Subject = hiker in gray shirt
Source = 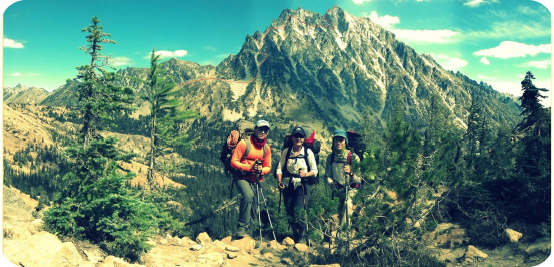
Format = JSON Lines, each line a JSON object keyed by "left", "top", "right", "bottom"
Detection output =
{"left": 325, "top": 129, "right": 361, "bottom": 227}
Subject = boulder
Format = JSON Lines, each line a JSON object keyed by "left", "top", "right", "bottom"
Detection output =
{"left": 190, "top": 244, "right": 203, "bottom": 251}
{"left": 225, "top": 245, "right": 240, "bottom": 252}
{"left": 295, "top": 243, "right": 309, "bottom": 252}
{"left": 464, "top": 245, "right": 488, "bottom": 261}
{"left": 231, "top": 235, "right": 256, "bottom": 254}
{"left": 221, "top": 236, "right": 233, "bottom": 245}
{"left": 506, "top": 228, "right": 523, "bottom": 243}
{"left": 264, "top": 252, "right": 274, "bottom": 258}
{"left": 282, "top": 237, "right": 295, "bottom": 246}
{"left": 97, "top": 256, "right": 145, "bottom": 267}
{"left": 196, "top": 232, "right": 212, "bottom": 246}
{"left": 268, "top": 240, "right": 280, "bottom": 249}
{"left": 3, "top": 231, "right": 83, "bottom": 267}
{"left": 308, "top": 265, "right": 341, "bottom": 267}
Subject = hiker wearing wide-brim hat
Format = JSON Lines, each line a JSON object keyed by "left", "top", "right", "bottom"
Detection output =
{"left": 325, "top": 129, "right": 361, "bottom": 227}
{"left": 230, "top": 120, "right": 273, "bottom": 238}
{"left": 276, "top": 126, "right": 318, "bottom": 243}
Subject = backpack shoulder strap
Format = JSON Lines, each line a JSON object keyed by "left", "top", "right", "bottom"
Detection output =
{"left": 243, "top": 139, "right": 268, "bottom": 161}
{"left": 243, "top": 139, "right": 251, "bottom": 160}
{"left": 304, "top": 147, "right": 311, "bottom": 173}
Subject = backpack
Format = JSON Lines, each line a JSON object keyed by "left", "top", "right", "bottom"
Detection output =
{"left": 220, "top": 121, "right": 268, "bottom": 177}
{"left": 346, "top": 130, "right": 366, "bottom": 161}
{"left": 276, "top": 125, "right": 321, "bottom": 185}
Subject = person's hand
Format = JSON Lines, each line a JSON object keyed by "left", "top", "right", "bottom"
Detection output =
{"left": 299, "top": 169, "right": 306, "bottom": 178}
{"left": 278, "top": 181, "right": 285, "bottom": 189}
{"left": 327, "top": 177, "right": 336, "bottom": 188}
{"left": 251, "top": 163, "right": 262, "bottom": 174}
{"left": 344, "top": 165, "right": 353, "bottom": 176}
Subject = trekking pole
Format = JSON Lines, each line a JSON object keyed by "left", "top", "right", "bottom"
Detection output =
{"left": 299, "top": 169, "right": 308, "bottom": 232}
{"left": 256, "top": 172, "right": 263, "bottom": 245}
{"left": 259, "top": 182, "right": 278, "bottom": 242}
{"left": 277, "top": 185, "right": 282, "bottom": 233}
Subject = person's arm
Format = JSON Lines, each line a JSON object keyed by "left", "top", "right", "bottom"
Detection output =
{"left": 230, "top": 141, "right": 251, "bottom": 172}
{"left": 325, "top": 153, "right": 334, "bottom": 185}
{"left": 261, "top": 146, "right": 272, "bottom": 175}
{"left": 305, "top": 149, "right": 318, "bottom": 178}
{"left": 349, "top": 153, "right": 362, "bottom": 184}
{"left": 276, "top": 149, "right": 287, "bottom": 182}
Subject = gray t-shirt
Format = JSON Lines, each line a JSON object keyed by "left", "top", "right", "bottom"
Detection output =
{"left": 325, "top": 150, "right": 361, "bottom": 186}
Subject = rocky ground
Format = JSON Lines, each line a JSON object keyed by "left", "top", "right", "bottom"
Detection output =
{"left": 2, "top": 185, "right": 550, "bottom": 267}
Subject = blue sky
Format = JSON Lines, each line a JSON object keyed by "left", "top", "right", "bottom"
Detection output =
{"left": 1, "top": 0, "right": 552, "bottom": 105}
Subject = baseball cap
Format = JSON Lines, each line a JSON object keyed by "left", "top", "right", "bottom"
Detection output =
{"left": 291, "top": 126, "right": 306, "bottom": 138}
{"left": 255, "top": 120, "right": 270, "bottom": 128}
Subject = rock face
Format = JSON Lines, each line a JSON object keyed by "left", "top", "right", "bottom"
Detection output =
{"left": 40, "top": 6, "right": 521, "bottom": 135}
{"left": 3, "top": 84, "right": 50, "bottom": 104}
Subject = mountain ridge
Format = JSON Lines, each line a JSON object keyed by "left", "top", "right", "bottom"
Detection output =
{"left": 36, "top": 5, "right": 520, "bottom": 132}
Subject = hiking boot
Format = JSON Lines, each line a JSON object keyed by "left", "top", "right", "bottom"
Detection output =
{"left": 236, "top": 227, "right": 248, "bottom": 238}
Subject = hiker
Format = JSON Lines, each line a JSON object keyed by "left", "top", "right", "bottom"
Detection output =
{"left": 276, "top": 126, "right": 318, "bottom": 243}
{"left": 230, "top": 120, "right": 272, "bottom": 238}
{"left": 325, "top": 129, "right": 361, "bottom": 228}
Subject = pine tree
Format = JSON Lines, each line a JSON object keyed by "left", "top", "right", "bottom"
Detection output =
{"left": 141, "top": 48, "right": 198, "bottom": 191}
{"left": 513, "top": 71, "right": 550, "bottom": 222}
{"left": 44, "top": 17, "right": 159, "bottom": 261}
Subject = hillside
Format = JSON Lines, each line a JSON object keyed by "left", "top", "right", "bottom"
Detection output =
{"left": 3, "top": 84, "right": 50, "bottom": 104}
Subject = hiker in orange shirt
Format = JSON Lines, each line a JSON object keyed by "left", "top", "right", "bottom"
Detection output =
{"left": 230, "top": 120, "right": 272, "bottom": 238}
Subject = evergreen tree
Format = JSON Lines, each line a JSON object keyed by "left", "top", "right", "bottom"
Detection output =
{"left": 44, "top": 17, "right": 160, "bottom": 261}
{"left": 141, "top": 48, "right": 198, "bottom": 191}
{"left": 513, "top": 71, "right": 551, "bottom": 222}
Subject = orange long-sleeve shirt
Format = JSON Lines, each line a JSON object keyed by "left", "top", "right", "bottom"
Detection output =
{"left": 230, "top": 138, "right": 272, "bottom": 183}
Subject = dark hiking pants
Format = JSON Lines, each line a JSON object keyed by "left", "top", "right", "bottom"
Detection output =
{"left": 283, "top": 182, "right": 309, "bottom": 230}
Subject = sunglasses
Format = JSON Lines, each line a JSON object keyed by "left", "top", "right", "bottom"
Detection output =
{"left": 293, "top": 133, "right": 305, "bottom": 138}
{"left": 258, "top": 127, "right": 270, "bottom": 133}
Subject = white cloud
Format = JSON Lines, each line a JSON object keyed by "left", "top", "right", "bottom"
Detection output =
{"left": 204, "top": 46, "right": 216, "bottom": 51}
{"left": 466, "top": 21, "right": 551, "bottom": 40}
{"left": 478, "top": 74, "right": 495, "bottom": 80}
{"left": 392, "top": 29, "right": 458, "bottom": 43}
{"left": 474, "top": 41, "right": 551, "bottom": 59}
{"left": 4, "top": 38, "right": 24, "bottom": 48}
{"left": 10, "top": 72, "right": 40, "bottom": 77}
{"left": 368, "top": 11, "right": 399, "bottom": 30}
{"left": 144, "top": 49, "right": 188, "bottom": 59}
{"left": 480, "top": 57, "right": 490, "bottom": 65}
{"left": 109, "top": 56, "right": 133, "bottom": 67}
{"left": 432, "top": 54, "right": 468, "bottom": 71}
{"left": 353, "top": 0, "right": 371, "bottom": 4}
{"left": 523, "top": 60, "right": 551, "bottom": 69}
{"left": 464, "top": 0, "right": 498, "bottom": 8}
{"left": 464, "top": 0, "right": 486, "bottom": 7}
